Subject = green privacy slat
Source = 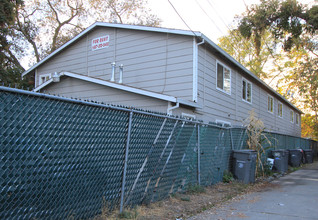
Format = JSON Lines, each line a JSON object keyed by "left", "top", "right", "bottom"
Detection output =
{"left": 1, "top": 88, "right": 316, "bottom": 219}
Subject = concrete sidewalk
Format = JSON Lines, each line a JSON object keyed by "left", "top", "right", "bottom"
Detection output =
{"left": 189, "top": 162, "right": 318, "bottom": 220}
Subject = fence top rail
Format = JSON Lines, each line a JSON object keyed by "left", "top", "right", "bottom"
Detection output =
{"left": 0, "top": 86, "right": 227, "bottom": 129}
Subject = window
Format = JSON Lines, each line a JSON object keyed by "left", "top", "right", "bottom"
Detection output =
{"left": 216, "top": 61, "right": 231, "bottom": 94}
{"left": 290, "top": 110, "right": 294, "bottom": 123}
{"left": 39, "top": 73, "right": 51, "bottom": 85}
{"left": 242, "top": 78, "right": 252, "bottom": 103}
{"left": 278, "top": 102, "right": 283, "bottom": 118}
{"left": 296, "top": 113, "right": 299, "bottom": 125}
{"left": 268, "top": 96, "right": 274, "bottom": 113}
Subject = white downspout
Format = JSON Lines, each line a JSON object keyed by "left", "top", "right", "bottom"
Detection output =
{"left": 193, "top": 38, "right": 205, "bottom": 103}
{"left": 167, "top": 102, "right": 180, "bottom": 115}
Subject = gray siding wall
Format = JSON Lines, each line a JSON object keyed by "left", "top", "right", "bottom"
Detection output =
{"left": 43, "top": 76, "right": 194, "bottom": 116}
{"left": 43, "top": 77, "right": 168, "bottom": 112}
{"left": 35, "top": 26, "right": 300, "bottom": 137}
{"left": 36, "top": 27, "right": 194, "bottom": 100}
{"left": 196, "top": 45, "right": 301, "bottom": 137}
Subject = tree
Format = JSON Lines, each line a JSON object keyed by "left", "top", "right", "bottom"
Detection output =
{"left": 88, "top": 0, "right": 161, "bottom": 27}
{"left": 230, "top": 0, "right": 317, "bottom": 137}
{"left": 0, "top": 0, "right": 24, "bottom": 70}
{"left": 218, "top": 29, "right": 279, "bottom": 79}
{"left": 301, "top": 114, "right": 318, "bottom": 141}
{"left": 0, "top": 0, "right": 33, "bottom": 88}
{"left": 237, "top": 0, "right": 317, "bottom": 53}
{"left": 0, "top": 0, "right": 161, "bottom": 88}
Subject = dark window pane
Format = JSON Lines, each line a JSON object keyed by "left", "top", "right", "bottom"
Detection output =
{"left": 247, "top": 82, "right": 251, "bottom": 102}
{"left": 242, "top": 80, "right": 246, "bottom": 100}
{"left": 217, "top": 63, "right": 223, "bottom": 89}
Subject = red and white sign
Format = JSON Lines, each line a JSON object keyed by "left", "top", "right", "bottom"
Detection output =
{"left": 92, "top": 35, "right": 110, "bottom": 51}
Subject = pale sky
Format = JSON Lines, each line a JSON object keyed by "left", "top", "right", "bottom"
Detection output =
{"left": 147, "top": 0, "right": 315, "bottom": 43}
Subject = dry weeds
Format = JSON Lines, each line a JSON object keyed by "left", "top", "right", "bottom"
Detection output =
{"left": 93, "top": 161, "right": 316, "bottom": 220}
{"left": 95, "top": 180, "right": 277, "bottom": 220}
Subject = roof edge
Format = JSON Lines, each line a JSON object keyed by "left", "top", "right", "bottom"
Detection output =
{"left": 33, "top": 71, "right": 199, "bottom": 108}
{"left": 200, "top": 34, "right": 303, "bottom": 114}
{"left": 22, "top": 22, "right": 201, "bottom": 77}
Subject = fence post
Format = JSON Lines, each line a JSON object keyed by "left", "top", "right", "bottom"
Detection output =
{"left": 120, "top": 111, "right": 133, "bottom": 213}
{"left": 125, "top": 118, "right": 167, "bottom": 205}
{"left": 197, "top": 125, "right": 201, "bottom": 185}
{"left": 229, "top": 128, "right": 234, "bottom": 150}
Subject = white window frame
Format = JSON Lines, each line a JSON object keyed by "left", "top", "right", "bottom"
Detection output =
{"left": 39, "top": 73, "right": 51, "bottom": 85}
{"left": 215, "top": 119, "right": 231, "bottom": 127}
{"left": 290, "top": 110, "right": 294, "bottom": 123}
{"left": 242, "top": 78, "right": 252, "bottom": 103}
{"left": 278, "top": 102, "right": 283, "bottom": 118}
{"left": 267, "top": 95, "right": 274, "bottom": 114}
{"left": 296, "top": 113, "right": 299, "bottom": 125}
{"left": 216, "top": 60, "right": 231, "bottom": 95}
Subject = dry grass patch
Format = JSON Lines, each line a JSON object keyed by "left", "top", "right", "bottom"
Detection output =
{"left": 94, "top": 180, "right": 277, "bottom": 220}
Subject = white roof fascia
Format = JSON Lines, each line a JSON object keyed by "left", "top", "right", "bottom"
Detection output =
{"left": 33, "top": 71, "right": 201, "bottom": 108}
{"left": 94, "top": 22, "right": 201, "bottom": 37}
{"left": 177, "top": 98, "right": 201, "bottom": 108}
{"left": 33, "top": 78, "right": 54, "bottom": 92}
{"left": 200, "top": 34, "right": 302, "bottom": 114}
{"left": 63, "top": 71, "right": 179, "bottom": 103}
{"left": 22, "top": 22, "right": 200, "bottom": 77}
{"left": 33, "top": 71, "right": 179, "bottom": 102}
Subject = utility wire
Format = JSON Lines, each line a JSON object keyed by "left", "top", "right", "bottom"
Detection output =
{"left": 204, "top": 0, "right": 261, "bottom": 76}
{"left": 193, "top": 0, "right": 243, "bottom": 60}
{"left": 167, "top": 0, "right": 198, "bottom": 37}
{"left": 194, "top": 0, "right": 226, "bottom": 37}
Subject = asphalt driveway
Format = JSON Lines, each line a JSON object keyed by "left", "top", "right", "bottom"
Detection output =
{"left": 189, "top": 161, "right": 318, "bottom": 220}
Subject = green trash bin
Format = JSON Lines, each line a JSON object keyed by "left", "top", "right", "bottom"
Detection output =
{"left": 232, "top": 150, "right": 257, "bottom": 184}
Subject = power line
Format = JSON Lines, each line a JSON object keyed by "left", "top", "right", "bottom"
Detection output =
{"left": 193, "top": 0, "right": 244, "bottom": 60}
{"left": 204, "top": 0, "right": 280, "bottom": 80}
{"left": 167, "top": 0, "right": 198, "bottom": 37}
{"left": 194, "top": 0, "right": 226, "bottom": 37}
{"left": 193, "top": 0, "right": 261, "bottom": 78}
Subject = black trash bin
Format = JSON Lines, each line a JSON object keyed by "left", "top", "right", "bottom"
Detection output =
{"left": 271, "top": 149, "right": 288, "bottom": 173}
{"left": 232, "top": 150, "right": 257, "bottom": 184}
{"left": 289, "top": 149, "right": 302, "bottom": 167}
{"left": 284, "top": 150, "right": 289, "bottom": 170}
{"left": 303, "top": 149, "right": 313, "bottom": 163}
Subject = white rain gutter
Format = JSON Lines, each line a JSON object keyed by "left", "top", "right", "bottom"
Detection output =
{"left": 167, "top": 102, "right": 180, "bottom": 115}
{"left": 192, "top": 38, "right": 205, "bottom": 103}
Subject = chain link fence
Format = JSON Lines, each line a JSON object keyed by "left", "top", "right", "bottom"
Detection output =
{"left": 0, "top": 86, "right": 315, "bottom": 219}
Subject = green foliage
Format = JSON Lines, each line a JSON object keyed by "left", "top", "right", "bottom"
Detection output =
{"left": 180, "top": 196, "right": 191, "bottom": 202}
{"left": 222, "top": 170, "right": 234, "bottom": 183}
{"left": 0, "top": 0, "right": 23, "bottom": 27}
{"left": 237, "top": 0, "right": 317, "bottom": 52}
{"left": 261, "top": 161, "right": 274, "bottom": 177}
{"left": 118, "top": 208, "right": 138, "bottom": 219}
{"left": 186, "top": 184, "right": 206, "bottom": 194}
{"left": 290, "top": 166, "right": 300, "bottom": 172}
{"left": 0, "top": 67, "right": 34, "bottom": 89}
{"left": 301, "top": 114, "right": 318, "bottom": 141}
{"left": 233, "top": 0, "right": 318, "bottom": 121}
{"left": 218, "top": 29, "right": 276, "bottom": 79}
